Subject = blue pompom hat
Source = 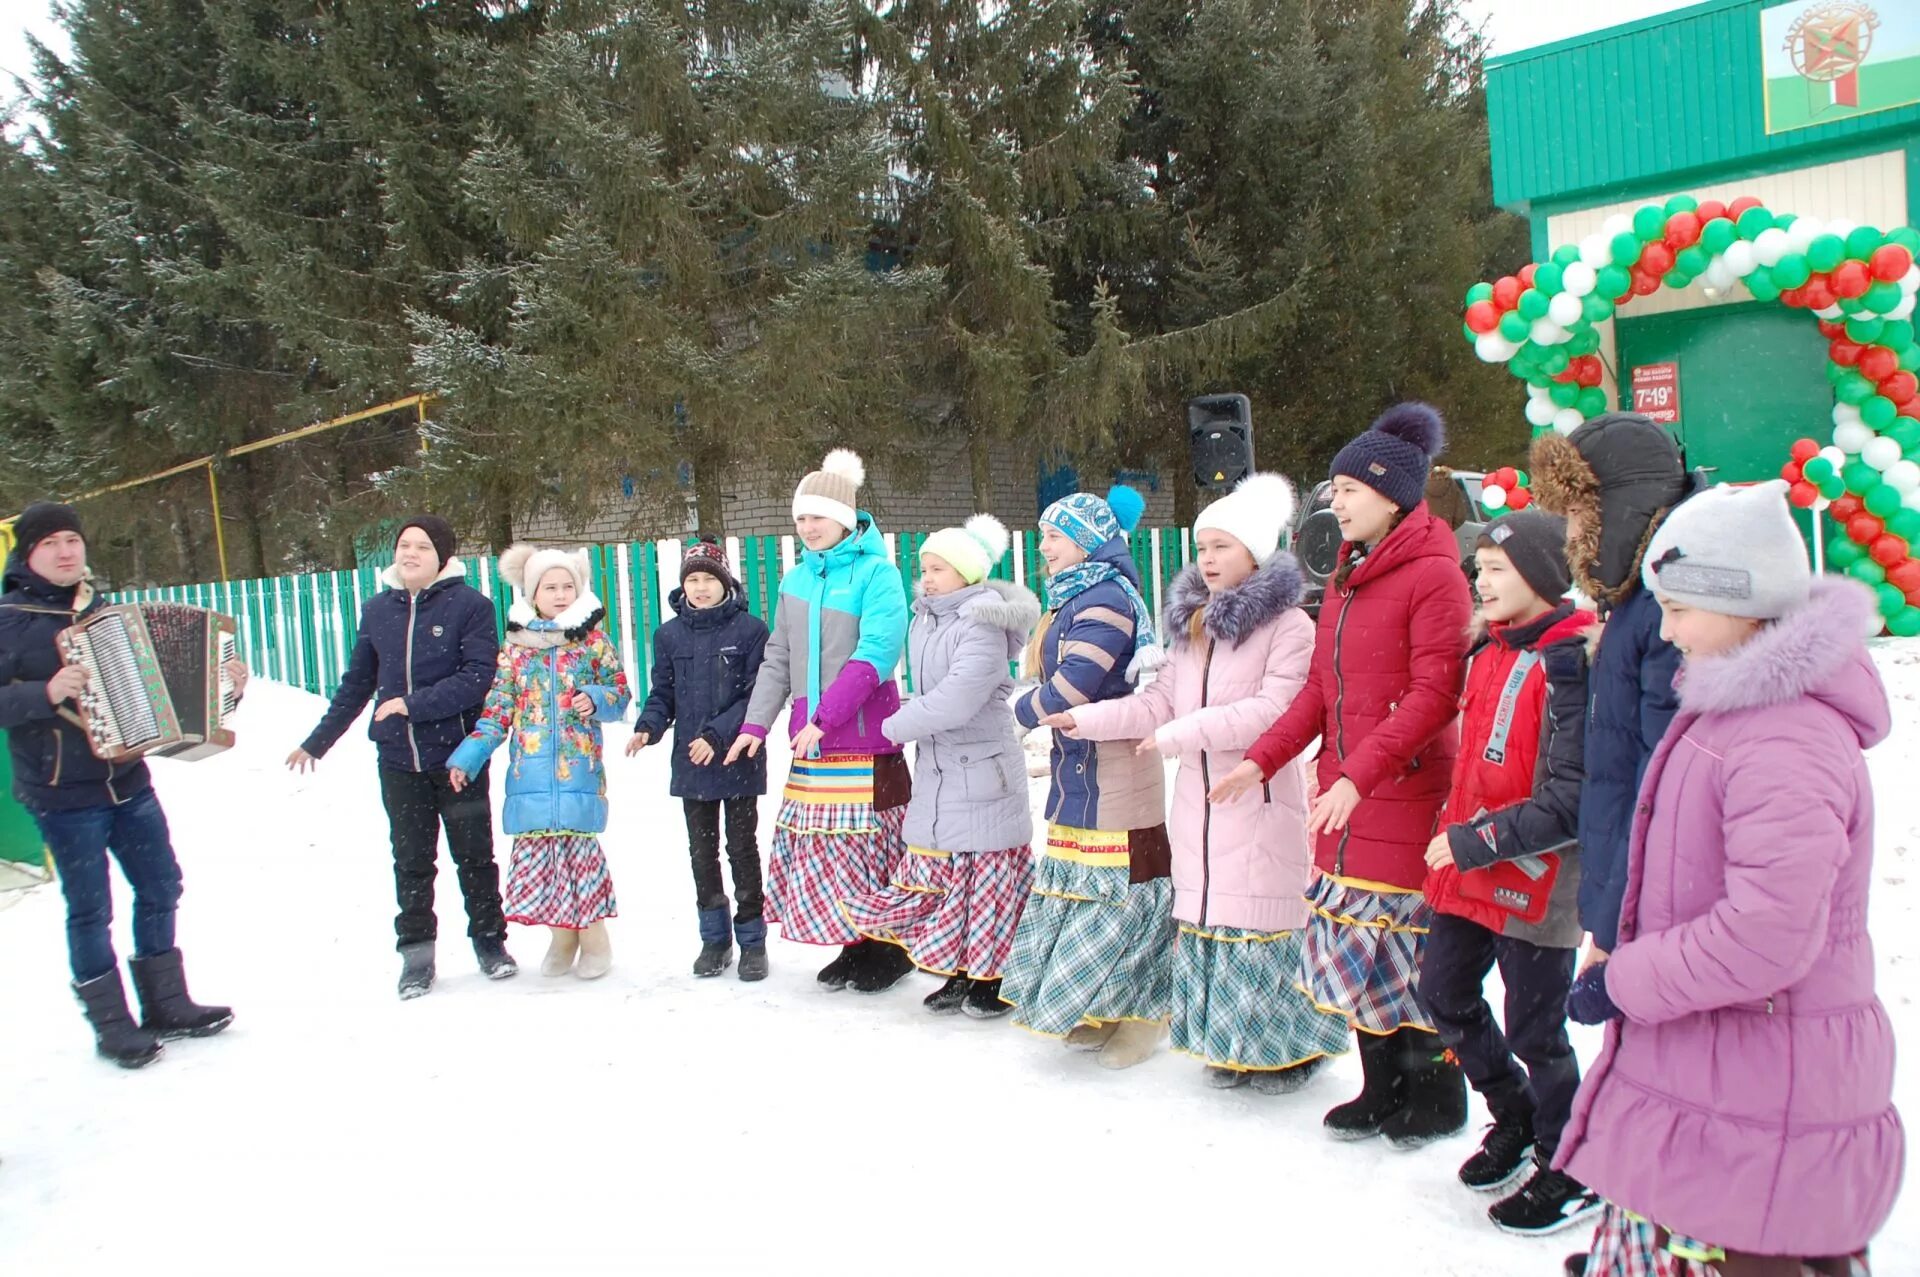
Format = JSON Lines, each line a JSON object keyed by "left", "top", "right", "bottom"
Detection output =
{"left": 1041, "top": 483, "right": 1146, "bottom": 553}
{"left": 1329, "top": 402, "right": 1447, "bottom": 512}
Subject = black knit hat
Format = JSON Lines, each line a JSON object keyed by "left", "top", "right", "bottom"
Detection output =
{"left": 13, "top": 502, "right": 84, "bottom": 554}
{"left": 680, "top": 536, "right": 738, "bottom": 591}
{"left": 1329, "top": 403, "right": 1446, "bottom": 512}
{"left": 1477, "top": 509, "right": 1571, "bottom": 604}
{"left": 396, "top": 514, "right": 457, "bottom": 569}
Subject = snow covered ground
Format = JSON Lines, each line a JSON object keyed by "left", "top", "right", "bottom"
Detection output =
{"left": 2, "top": 652, "right": 1916, "bottom": 1276}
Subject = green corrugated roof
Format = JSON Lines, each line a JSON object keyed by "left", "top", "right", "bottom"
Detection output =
{"left": 1487, "top": 0, "right": 1920, "bottom": 209}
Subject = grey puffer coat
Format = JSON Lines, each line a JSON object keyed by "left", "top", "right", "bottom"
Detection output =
{"left": 882, "top": 579, "right": 1040, "bottom": 853}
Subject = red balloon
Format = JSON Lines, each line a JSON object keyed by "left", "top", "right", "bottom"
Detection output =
{"left": 1860, "top": 345, "right": 1899, "bottom": 381}
{"left": 1630, "top": 269, "right": 1660, "bottom": 296}
{"left": 1891, "top": 560, "right": 1920, "bottom": 593}
{"left": 1908, "top": 587, "right": 1920, "bottom": 608}
{"left": 1663, "top": 212, "right": 1702, "bottom": 250}
{"left": 1492, "top": 275, "right": 1522, "bottom": 310}
{"left": 1782, "top": 460, "right": 1807, "bottom": 484}
{"left": 1788, "top": 481, "right": 1820, "bottom": 509}
{"left": 1508, "top": 487, "right": 1532, "bottom": 510}
{"left": 1781, "top": 287, "right": 1807, "bottom": 308}
{"left": 1831, "top": 495, "right": 1865, "bottom": 523}
{"left": 1791, "top": 437, "right": 1821, "bottom": 462}
{"left": 1849, "top": 513, "right": 1886, "bottom": 543}
{"left": 1902, "top": 399, "right": 1920, "bottom": 421}
{"left": 1639, "top": 242, "right": 1676, "bottom": 276}
{"left": 1870, "top": 244, "right": 1913, "bottom": 283}
{"left": 1872, "top": 535, "right": 1911, "bottom": 567}
{"left": 1465, "top": 300, "right": 1499, "bottom": 334}
{"left": 1819, "top": 318, "right": 1848, "bottom": 339}
{"left": 1803, "top": 278, "right": 1838, "bottom": 310}
{"left": 1884, "top": 372, "right": 1920, "bottom": 406}
{"left": 1830, "top": 339, "right": 1865, "bottom": 366}
{"left": 1576, "top": 356, "right": 1604, "bottom": 387}
{"left": 1832, "top": 260, "right": 1872, "bottom": 299}
{"left": 1552, "top": 365, "right": 1578, "bottom": 384}
{"left": 1696, "top": 199, "right": 1728, "bottom": 222}
{"left": 1519, "top": 263, "right": 1538, "bottom": 287}
{"left": 1727, "top": 195, "right": 1762, "bottom": 217}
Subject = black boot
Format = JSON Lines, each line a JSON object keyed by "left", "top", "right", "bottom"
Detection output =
{"left": 398, "top": 941, "right": 435, "bottom": 1000}
{"left": 1490, "top": 1158, "right": 1603, "bottom": 1236}
{"left": 73, "top": 970, "right": 163, "bottom": 1068}
{"left": 473, "top": 934, "right": 519, "bottom": 980}
{"left": 1250, "top": 1055, "right": 1325, "bottom": 1096}
{"left": 848, "top": 940, "right": 916, "bottom": 994}
{"left": 1459, "top": 1107, "right": 1536, "bottom": 1192}
{"left": 737, "top": 944, "right": 769, "bottom": 982}
{"left": 127, "top": 948, "right": 233, "bottom": 1040}
{"left": 693, "top": 941, "right": 734, "bottom": 978}
{"left": 816, "top": 944, "right": 861, "bottom": 990}
{"left": 1323, "top": 1030, "right": 1407, "bottom": 1141}
{"left": 1382, "top": 1030, "right": 1470, "bottom": 1150}
{"left": 1563, "top": 1254, "right": 1589, "bottom": 1277}
{"left": 923, "top": 974, "right": 969, "bottom": 1014}
{"left": 961, "top": 977, "right": 1012, "bottom": 1020}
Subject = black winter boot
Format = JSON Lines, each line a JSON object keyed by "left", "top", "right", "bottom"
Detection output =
{"left": 1250, "top": 1055, "right": 1325, "bottom": 1096}
{"left": 128, "top": 948, "right": 233, "bottom": 1040}
{"left": 693, "top": 942, "right": 734, "bottom": 978}
{"left": 74, "top": 970, "right": 163, "bottom": 1068}
{"left": 1459, "top": 1109, "right": 1536, "bottom": 1192}
{"left": 1563, "top": 1254, "right": 1589, "bottom": 1277}
{"left": 923, "top": 974, "right": 969, "bottom": 1014}
{"left": 816, "top": 944, "right": 861, "bottom": 990}
{"left": 961, "top": 978, "right": 1012, "bottom": 1020}
{"left": 398, "top": 941, "right": 436, "bottom": 1000}
{"left": 473, "top": 934, "right": 519, "bottom": 980}
{"left": 1382, "top": 1031, "right": 1471, "bottom": 1150}
{"left": 1323, "top": 1030, "right": 1407, "bottom": 1141}
{"left": 737, "top": 944, "right": 769, "bottom": 983}
{"left": 847, "top": 941, "right": 916, "bottom": 994}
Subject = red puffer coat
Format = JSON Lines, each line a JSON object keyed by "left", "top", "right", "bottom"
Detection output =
{"left": 1246, "top": 505, "right": 1471, "bottom": 889}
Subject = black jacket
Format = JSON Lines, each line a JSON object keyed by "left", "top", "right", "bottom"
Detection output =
{"left": 633, "top": 589, "right": 769, "bottom": 801}
{"left": 302, "top": 561, "right": 499, "bottom": 773}
{"left": 0, "top": 554, "right": 154, "bottom": 811}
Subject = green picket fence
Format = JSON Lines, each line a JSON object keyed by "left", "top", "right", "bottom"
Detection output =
{"left": 115, "top": 527, "right": 1199, "bottom": 699}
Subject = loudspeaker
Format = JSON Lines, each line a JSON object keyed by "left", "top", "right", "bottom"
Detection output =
{"left": 1187, "top": 394, "right": 1254, "bottom": 491}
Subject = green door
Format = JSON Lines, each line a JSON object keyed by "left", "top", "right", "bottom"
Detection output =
{"left": 0, "top": 746, "right": 50, "bottom": 888}
{"left": 1614, "top": 302, "right": 1832, "bottom": 484}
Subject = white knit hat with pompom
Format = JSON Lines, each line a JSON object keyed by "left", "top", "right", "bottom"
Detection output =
{"left": 921, "top": 513, "right": 1010, "bottom": 585}
{"left": 1194, "top": 473, "right": 1297, "bottom": 566}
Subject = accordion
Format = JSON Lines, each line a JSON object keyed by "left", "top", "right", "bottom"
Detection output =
{"left": 56, "top": 603, "right": 239, "bottom": 763}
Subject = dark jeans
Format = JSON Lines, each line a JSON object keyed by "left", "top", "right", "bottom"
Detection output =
{"left": 33, "top": 788, "right": 182, "bottom": 983}
{"left": 378, "top": 764, "right": 505, "bottom": 948}
{"left": 684, "top": 796, "right": 762, "bottom": 929}
{"left": 1417, "top": 911, "right": 1581, "bottom": 1157}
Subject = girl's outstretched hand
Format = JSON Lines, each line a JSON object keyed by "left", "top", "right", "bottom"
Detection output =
{"left": 1038, "top": 710, "right": 1080, "bottom": 737}
{"left": 1208, "top": 758, "right": 1263, "bottom": 804}
{"left": 626, "top": 731, "right": 651, "bottom": 757}
{"left": 724, "top": 734, "right": 763, "bottom": 766}
{"left": 1306, "top": 778, "right": 1361, "bottom": 836}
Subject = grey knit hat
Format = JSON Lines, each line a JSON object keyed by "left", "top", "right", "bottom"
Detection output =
{"left": 1641, "top": 480, "right": 1811, "bottom": 620}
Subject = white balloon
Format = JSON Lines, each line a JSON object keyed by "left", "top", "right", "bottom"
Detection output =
{"left": 1817, "top": 303, "right": 1846, "bottom": 320}
{"left": 1562, "top": 261, "right": 1598, "bottom": 297}
{"left": 1474, "top": 332, "right": 1517, "bottom": 363}
{"left": 1890, "top": 294, "right": 1916, "bottom": 322}
{"left": 1723, "top": 241, "right": 1758, "bottom": 278}
{"left": 1525, "top": 396, "right": 1557, "bottom": 427}
{"left": 1753, "top": 228, "right": 1790, "bottom": 268}
{"left": 1602, "top": 214, "right": 1633, "bottom": 239}
{"left": 1580, "top": 234, "right": 1613, "bottom": 269}
{"left": 1705, "top": 257, "right": 1737, "bottom": 291}
{"left": 1530, "top": 318, "right": 1569, "bottom": 346}
{"left": 1904, "top": 485, "right": 1920, "bottom": 512}
{"left": 1865, "top": 436, "right": 1903, "bottom": 471}
{"left": 1827, "top": 217, "right": 1858, "bottom": 241}
{"left": 1903, "top": 265, "right": 1920, "bottom": 291}
{"left": 1787, "top": 217, "right": 1823, "bottom": 253}
{"left": 1814, "top": 496, "right": 1833, "bottom": 512}
{"left": 1834, "top": 421, "right": 1875, "bottom": 454}
{"left": 1548, "top": 291, "right": 1584, "bottom": 327}
{"left": 1482, "top": 484, "right": 1508, "bottom": 510}
{"left": 1885, "top": 460, "right": 1920, "bottom": 494}
{"left": 1820, "top": 445, "right": 1848, "bottom": 469}
{"left": 1834, "top": 400, "right": 1865, "bottom": 426}
{"left": 1528, "top": 381, "right": 1555, "bottom": 401}
{"left": 1554, "top": 408, "right": 1585, "bottom": 434}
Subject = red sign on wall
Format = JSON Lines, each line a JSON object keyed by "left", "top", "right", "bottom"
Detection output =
{"left": 1631, "top": 363, "right": 1680, "bottom": 424}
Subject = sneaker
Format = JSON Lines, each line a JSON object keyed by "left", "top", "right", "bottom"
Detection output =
{"left": 1249, "top": 1056, "right": 1324, "bottom": 1096}
{"left": 1490, "top": 1161, "right": 1603, "bottom": 1236}
{"left": 1459, "top": 1115, "right": 1535, "bottom": 1192}
{"left": 960, "top": 978, "right": 1012, "bottom": 1020}
{"left": 923, "top": 974, "right": 969, "bottom": 1014}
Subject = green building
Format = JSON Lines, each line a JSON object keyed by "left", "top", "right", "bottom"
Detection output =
{"left": 1486, "top": 0, "right": 1920, "bottom": 482}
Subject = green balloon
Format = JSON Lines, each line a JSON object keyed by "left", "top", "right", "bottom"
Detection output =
{"left": 1534, "top": 263, "right": 1565, "bottom": 296}
{"left": 1803, "top": 456, "right": 1837, "bottom": 484}
{"left": 1866, "top": 481, "right": 1904, "bottom": 517}
{"left": 1840, "top": 295, "right": 1870, "bottom": 316}
{"left": 1846, "top": 225, "right": 1885, "bottom": 259}
{"left": 1808, "top": 235, "right": 1846, "bottom": 272}
{"left": 1633, "top": 206, "right": 1667, "bottom": 241}
{"left": 1837, "top": 371, "right": 1876, "bottom": 403}
{"left": 1675, "top": 245, "right": 1710, "bottom": 275}
{"left": 1541, "top": 346, "right": 1571, "bottom": 374}
{"left": 1596, "top": 265, "right": 1632, "bottom": 298}
{"left": 1864, "top": 281, "right": 1903, "bottom": 313}
{"left": 1843, "top": 458, "right": 1880, "bottom": 493}
{"left": 1466, "top": 281, "right": 1494, "bottom": 305}
{"left": 1819, "top": 472, "right": 1849, "bottom": 500}
{"left": 1550, "top": 382, "right": 1580, "bottom": 408}
{"left": 1553, "top": 244, "right": 1581, "bottom": 267}
{"left": 1847, "top": 317, "right": 1887, "bottom": 344}
{"left": 1890, "top": 508, "right": 1920, "bottom": 542}
{"left": 1500, "top": 311, "right": 1530, "bottom": 341}
{"left": 1610, "top": 232, "right": 1642, "bottom": 266}
{"left": 1515, "top": 470, "right": 1530, "bottom": 486}
{"left": 1877, "top": 584, "right": 1908, "bottom": 618}
{"left": 1828, "top": 361, "right": 1851, "bottom": 386}
{"left": 1881, "top": 320, "right": 1917, "bottom": 351}
{"left": 1737, "top": 206, "right": 1773, "bottom": 239}
{"left": 1888, "top": 227, "right": 1920, "bottom": 255}
{"left": 1746, "top": 273, "right": 1782, "bottom": 302}
{"left": 1583, "top": 293, "right": 1616, "bottom": 323}
{"left": 1889, "top": 607, "right": 1920, "bottom": 638}
{"left": 1518, "top": 289, "right": 1549, "bottom": 320}
{"left": 1771, "top": 254, "right": 1812, "bottom": 289}
{"left": 1777, "top": 214, "right": 1800, "bottom": 231}
{"left": 1826, "top": 532, "right": 1863, "bottom": 564}
{"left": 1864, "top": 395, "right": 1899, "bottom": 429}
{"left": 1887, "top": 419, "right": 1920, "bottom": 454}
{"left": 1577, "top": 387, "right": 1607, "bottom": 416}
{"left": 1664, "top": 194, "right": 1699, "bottom": 215}
{"left": 1664, "top": 270, "right": 1694, "bottom": 291}
{"left": 1901, "top": 345, "right": 1920, "bottom": 373}
{"left": 1701, "top": 220, "right": 1739, "bottom": 254}
{"left": 1850, "top": 557, "right": 1888, "bottom": 585}
{"left": 1568, "top": 328, "right": 1602, "bottom": 356}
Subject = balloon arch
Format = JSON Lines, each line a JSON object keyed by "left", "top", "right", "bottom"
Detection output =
{"left": 1460, "top": 195, "right": 1920, "bottom": 637}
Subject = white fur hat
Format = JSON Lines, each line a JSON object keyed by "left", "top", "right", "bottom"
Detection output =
{"left": 1194, "top": 473, "right": 1296, "bottom": 566}
{"left": 921, "top": 513, "right": 1010, "bottom": 585}
{"left": 497, "top": 543, "right": 592, "bottom": 601}
{"left": 791, "top": 448, "right": 866, "bottom": 531}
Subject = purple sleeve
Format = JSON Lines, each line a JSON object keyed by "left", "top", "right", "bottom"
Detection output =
{"left": 812, "top": 660, "right": 880, "bottom": 729}
{"left": 740, "top": 723, "right": 769, "bottom": 741}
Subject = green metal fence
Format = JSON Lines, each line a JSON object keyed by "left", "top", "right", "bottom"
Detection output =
{"left": 116, "top": 527, "right": 1198, "bottom": 698}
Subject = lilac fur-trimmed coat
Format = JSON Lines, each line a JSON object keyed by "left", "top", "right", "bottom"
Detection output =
{"left": 1556, "top": 577, "right": 1904, "bottom": 1256}
{"left": 1072, "top": 556, "right": 1315, "bottom": 932}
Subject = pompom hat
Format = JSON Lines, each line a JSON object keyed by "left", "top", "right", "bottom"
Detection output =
{"left": 1041, "top": 483, "right": 1146, "bottom": 553}
{"left": 1330, "top": 402, "right": 1447, "bottom": 512}
{"left": 921, "top": 514, "right": 1010, "bottom": 585}
{"left": 1194, "top": 473, "right": 1296, "bottom": 566}
{"left": 792, "top": 448, "right": 866, "bottom": 532}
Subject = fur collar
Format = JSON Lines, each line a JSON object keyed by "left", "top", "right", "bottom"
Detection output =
{"left": 915, "top": 578, "right": 1042, "bottom": 637}
{"left": 506, "top": 592, "right": 606, "bottom": 648}
{"left": 1676, "top": 578, "right": 1885, "bottom": 738}
{"left": 1162, "top": 554, "right": 1306, "bottom": 649}
{"left": 381, "top": 557, "right": 466, "bottom": 593}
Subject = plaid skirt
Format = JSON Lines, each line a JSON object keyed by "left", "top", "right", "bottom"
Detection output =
{"left": 1297, "top": 874, "right": 1433, "bottom": 1035}
{"left": 1001, "top": 828, "right": 1176, "bottom": 1037}
{"left": 504, "top": 832, "right": 616, "bottom": 929}
{"left": 766, "top": 757, "right": 907, "bottom": 947}
{"left": 1584, "top": 1205, "right": 1872, "bottom": 1277}
{"left": 840, "top": 844, "right": 1034, "bottom": 979}
{"left": 1170, "top": 924, "right": 1352, "bottom": 1071}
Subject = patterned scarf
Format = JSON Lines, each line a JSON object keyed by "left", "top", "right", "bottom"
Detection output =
{"left": 1045, "top": 556, "right": 1158, "bottom": 658}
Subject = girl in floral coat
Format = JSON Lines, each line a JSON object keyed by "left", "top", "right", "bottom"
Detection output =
{"left": 449, "top": 546, "right": 631, "bottom": 979}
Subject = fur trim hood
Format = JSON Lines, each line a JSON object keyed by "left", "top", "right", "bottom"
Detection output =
{"left": 1530, "top": 415, "right": 1694, "bottom": 608}
{"left": 506, "top": 592, "right": 607, "bottom": 648}
{"left": 381, "top": 557, "right": 467, "bottom": 592}
{"left": 915, "top": 578, "right": 1042, "bottom": 644}
{"left": 1162, "top": 553, "right": 1307, "bottom": 648}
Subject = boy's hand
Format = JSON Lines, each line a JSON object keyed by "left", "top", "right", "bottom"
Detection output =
{"left": 46, "top": 665, "right": 88, "bottom": 704}
{"left": 286, "top": 747, "right": 319, "bottom": 773}
{"left": 688, "top": 737, "right": 716, "bottom": 766}
{"left": 1306, "top": 778, "right": 1361, "bottom": 836}
{"left": 567, "top": 691, "right": 595, "bottom": 718}
{"left": 625, "top": 730, "right": 651, "bottom": 757}
{"left": 791, "top": 722, "right": 825, "bottom": 759}
{"left": 1208, "top": 759, "right": 1263, "bottom": 804}
{"left": 724, "top": 734, "right": 762, "bottom": 766}
{"left": 1424, "top": 832, "right": 1456, "bottom": 871}
{"left": 448, "top": 767, "right": 468, "bottom": 793}
{"left": 373, "top": 697, "right": 409, "bottom": 722}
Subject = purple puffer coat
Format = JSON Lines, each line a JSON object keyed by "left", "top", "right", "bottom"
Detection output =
{"left": 1556, "top": 577, "right": 1904, "bottom": 1256}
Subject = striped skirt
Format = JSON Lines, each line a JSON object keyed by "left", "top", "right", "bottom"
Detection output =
{"left": 1297, "top": 874, "right": 1433, "bottom": 1036}
{"left": 1170, "top": 924, "right": 1352, "bottom": 1071}
{"left": 840, "top": 845, "right": 1034, "bottom": 980}
{"left": 504, "top": 832, "right": 616, "bottom": 929}
{"left": 765, "top": 755, "right": 907, "bottom": 947}
{"left": 1000, "top": 825, "right": 1176, "bottom": 1037}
